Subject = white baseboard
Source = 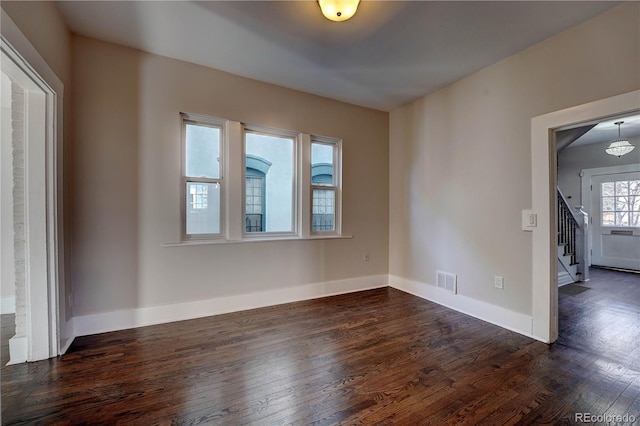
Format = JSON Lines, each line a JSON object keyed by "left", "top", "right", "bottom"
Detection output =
{"left": 7, "top": 335, "right": 27, "bottom": 365}
{"left": 389, "top": 275, "right": 538, "bottom": 341}
{"left": 74, "top": 274, "right": 389, "bottom": 337}
{"left": 72, "top": 274, "right": 540, "bottom": 344}
{"left": 1, "top": 296, "right": 15, "bottom": 314}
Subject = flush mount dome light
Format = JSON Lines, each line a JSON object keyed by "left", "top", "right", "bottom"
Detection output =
{"left": 318, "top": 0, "right": 360, "bottom": 22}
{"left": 605, "top": 121, "right": 635, "bottom": 157}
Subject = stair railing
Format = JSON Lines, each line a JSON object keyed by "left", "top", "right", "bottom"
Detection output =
{"left": 557, "top": 188, "right": 588, "bottom": 281}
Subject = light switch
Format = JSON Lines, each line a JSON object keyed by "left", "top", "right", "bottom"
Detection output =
{"left": 522, "top": 210, "right": 537, "bottom": 231}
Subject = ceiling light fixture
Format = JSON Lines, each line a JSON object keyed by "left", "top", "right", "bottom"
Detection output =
{"left": 318, "top": 0, "right": 360, "bottom": 22}
{"left": 605, "top": 121, "right": 635, "bottom": 157}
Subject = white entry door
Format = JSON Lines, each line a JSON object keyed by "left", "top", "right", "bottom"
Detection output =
{"left": 590, "top": 172, "right": 640, "bottom": 270}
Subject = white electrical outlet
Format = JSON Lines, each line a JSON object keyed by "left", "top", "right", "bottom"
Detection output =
{"left": 364, "top": 252, "right": 370, "bottom": 261}
{"left": 494, "top": 276, "right": 504, "bottom": 289}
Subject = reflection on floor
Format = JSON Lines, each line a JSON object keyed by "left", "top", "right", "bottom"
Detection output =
{"left": 1, "top": 272, "right": 638, "bottom": 424}
{"left": 558, "top": 266, "right": 640, "bottom": 370}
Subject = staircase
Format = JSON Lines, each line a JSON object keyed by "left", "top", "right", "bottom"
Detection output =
{"left": 557, "top": 188, "right": 589, "bottom": 285}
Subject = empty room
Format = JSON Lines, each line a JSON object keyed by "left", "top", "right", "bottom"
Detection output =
{"left": 1, "top": 1, "right": 639, "bottom": 424}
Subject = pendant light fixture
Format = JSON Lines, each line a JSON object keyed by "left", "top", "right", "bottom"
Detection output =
{"left": 318, "top": 0, "right": 360, "bottom": 22}
{"left": 605, "top": 121, "right": 635, "bottom": 157}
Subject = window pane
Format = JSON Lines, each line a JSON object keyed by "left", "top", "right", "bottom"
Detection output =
{"left": 186, "top": 124, "right": 220, "bottom": 178}
{"left": 311, "top": 142, "right": 334, "bottom": 185}
{"left": 245, "top": 176, "right": 264, "bottom": 232}
{"left": 601, "top": 182, "right": 615, "bottom": 197}
{"left": 312, "top": 189, "right": 335, "bottom": 232}
{"left": 186, "top": 182, "right": 220, "bottom": 235}
{"left": 616, "top": 211, "right": 629, "bottom": 226}
{"left": 615, "top": 181, "right": 629, "bottom": 196}
{"left": 630, "top": 180, "right": 640, "bottom": 196}
{"left": 602, "top": 197, "right": 615, "bottom": 211}
{"left": 245, "top": 132, "right": 294, "bottom": 233}
{"left": 615, "top": 197, "right": 629, "bottom": 212}
{"left": 631, "top": 195, "right": 640, "bottom": 212}
{"left": 632, "top": 213, "right": 640, "bottom": 227}
{"left": 602, "top": 212, "right": 615, "bottom": 226}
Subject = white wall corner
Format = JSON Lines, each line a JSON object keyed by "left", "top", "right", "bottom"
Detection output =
{"left": 7, "top": 335, "right": 27, "bottom": 365}
{"left": 1, "top": 296, "right": 15, "bottom": 314}
{"left": 389, "top": 275, "right": 537, "bottom": 341}
{"left": 73, "top": 274, "right": 389, "bottom": 337}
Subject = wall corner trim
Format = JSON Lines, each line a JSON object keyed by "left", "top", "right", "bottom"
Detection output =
{"left": 389, "top": 275, "right": 541, "bottom": 342}
{"left": 73, "top": 274, "right": 389, "bottom": 337}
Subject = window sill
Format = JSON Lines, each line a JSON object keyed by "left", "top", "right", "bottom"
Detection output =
{"left": 162, "top": 234, "right": 353, "bottom": 247}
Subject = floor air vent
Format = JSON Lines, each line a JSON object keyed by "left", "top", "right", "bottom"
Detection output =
{"left": 436, "top": 271, "right": 457, "bottom": 294}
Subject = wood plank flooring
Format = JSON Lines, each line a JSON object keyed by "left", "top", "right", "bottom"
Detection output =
{"left": 2, "top": 269, "right": 638, "bottom": 425}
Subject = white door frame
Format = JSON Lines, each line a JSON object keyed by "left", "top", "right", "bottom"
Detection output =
{"left": 531, "top": 90, "right": 640, "bottom": 343}
{"left": 1, "top": 11, "right": 65, "bottom": 362}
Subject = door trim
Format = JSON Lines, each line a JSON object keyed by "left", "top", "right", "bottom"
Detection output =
{"left": 531, "top": 90, "right": 640, "bottom": 343}
{"left": 1, "top": 11, "right": 66, "bottom": 362}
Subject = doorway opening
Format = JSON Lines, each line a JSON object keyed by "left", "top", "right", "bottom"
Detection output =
{"left": 530, "top": 90, "right": 639, "bottom": 343}
{"left": 555, "top": 114, "right": 640, "bottom": 281}
{"left": 1, "top": 34, "right": 63, "bottom": 364}
{"left": 553, "top": 112, "right": 639, "bottom": 363}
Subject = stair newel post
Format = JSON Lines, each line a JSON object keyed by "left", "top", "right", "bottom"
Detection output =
{"left": 575, "top": 206, "right": 589, "bottom": 282}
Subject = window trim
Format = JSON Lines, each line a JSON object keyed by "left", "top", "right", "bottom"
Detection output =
{"left": 600, "top": 179, "right": 640, "bottom": 228}
{"left": 310, "top": 136, "right": 342, "bottom": 236}
{"left": 181, "top": 112, "right": 226, "bottom": 241}
{"left": 177, "top": 114, "right": 344, "bottom": 243}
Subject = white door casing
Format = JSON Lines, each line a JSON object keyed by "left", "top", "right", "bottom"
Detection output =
{"left": 531, "top": 90, "right": 640, "bottom": 344}
{"left": 1, "top": 10, "right": 66, "bottom": 363}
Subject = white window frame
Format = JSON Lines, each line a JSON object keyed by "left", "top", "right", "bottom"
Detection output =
{"left": 176, "top": 114, "right": 345, "bottom": 244}
{"left": 242, "top": 124, "right": 300, "bottom": 239}
{"left": 181, "top": 112, "right": 226, "bottom": 241}
{"left": 310, "top": 136, "right": 342, "bottom": 236}
{"left": 599, "top": 179, "right": 640, "bottom": 228}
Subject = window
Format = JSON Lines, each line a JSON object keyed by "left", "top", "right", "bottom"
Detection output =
{"left": 189, "top": 183, "right": 209, "bottom": 210}
{"left": 244, "top": 129, "right": 296, "bottom": 235}
{"left": 245, "top": 156, "right": 270, "bottom": 232}
{"left": 179, "top": 114, "right": 342, "bottom": 242}
{"left": 182, "top": 114, "right": 224, "bottom": 238}
{"left": 311, "top": 139, "right": 340, "bottom": 233}
{"left": 601, "top": 179, "right": 640, "bottom": 227}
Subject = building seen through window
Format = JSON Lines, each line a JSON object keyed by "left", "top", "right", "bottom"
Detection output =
{"left": 311, "top": 142, "right": 335, "bottom": 232}
{"left": 245, "top": 132, "right": 293, "bottom": 234}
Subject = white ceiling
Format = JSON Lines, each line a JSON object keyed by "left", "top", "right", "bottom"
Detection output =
{"left": 570, "top": 114, "right": 640, "bottom": 148}
{"left": 55, "top": 1, "right": 620, "bottom": 111}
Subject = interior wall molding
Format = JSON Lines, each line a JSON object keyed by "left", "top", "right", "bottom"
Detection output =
{"left": 72, "top": 274, "right": 389, "bottom": 337}
{"left": 389, "top": 275, "right": 537, "bottom": 341}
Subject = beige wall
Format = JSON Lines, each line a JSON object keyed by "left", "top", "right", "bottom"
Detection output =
{"left": 70, "top": 36, "right": 389, "bottom": 316}
{"left": 389, "top": 3, "right": 640, "bottom": 316}
{"left": 1, "top": 2, "right": 70, "bottom": 85}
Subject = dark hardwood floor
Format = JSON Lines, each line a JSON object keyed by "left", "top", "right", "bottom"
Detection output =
{"left": 2, "top": 270, "right": 638, "bottom": 425}
{"left": 558, "top": 267, "right": 640, "bottom": 372}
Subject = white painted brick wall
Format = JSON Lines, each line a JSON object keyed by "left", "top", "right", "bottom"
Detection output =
{"left": 11, "top": 82, "right": 26, "bottom": 338}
